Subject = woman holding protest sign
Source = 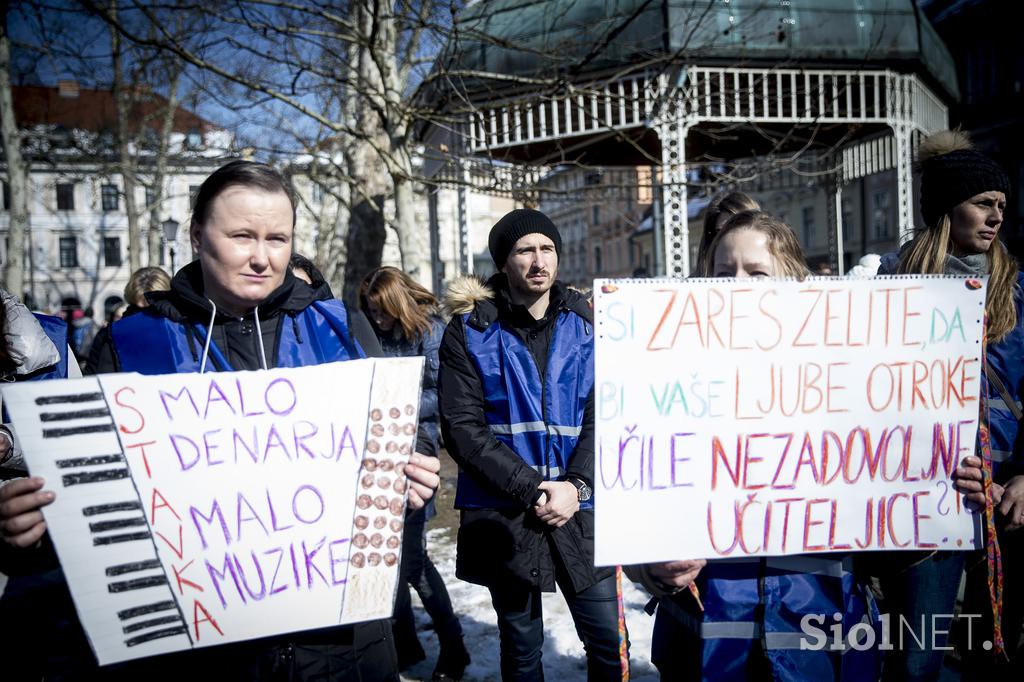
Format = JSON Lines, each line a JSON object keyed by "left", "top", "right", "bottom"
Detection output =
{"left": 360, "top": 266, "right": 471, "bottom": 681}
{"left": 0, "top": 160, "right": 441, "bottom": 681}
{"left": 631, "top": 211, "right": 883, "bottom": 681}
{"left": 876, "top": 130, "right": 1022, "bottom": 678}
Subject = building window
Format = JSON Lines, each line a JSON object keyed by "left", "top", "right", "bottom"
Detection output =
{"left": 59, "top": 236, "right": 78, "bottom": 268}
{"left": 145, "top": 186, "right": 157, "bottom": 209}
{"left": 101, "top": 184, "right": 119, "bottom": 212}
{"left": 312, "top": 182, "right": 324, "bottom": 204}
{"left": 801, "top": 206, "right": 815, "bottom": 247}
{"left": 594, "top": 245, "right": 602, "bottom": 273}
{"left": 842, "top": 197, "right": 854, "bottom": 232}
{"left": 103, "top": 236, "right": 122, "bottom": 267}
{"left": 186, "top": 128, "right": 202, "bottom": 149}
{"left": 585, "top": 172, "right": 602, "bottom": 186}
{"left": 592, "top": 205, "right": 600, "bottom": 226}
{"left": 189, "top": 185, "right": 201, "bottom": 209}
{"left": 872, "top": 191, "right": 891, "bottom": 239}
{"left": 2, "top": 180, "right": 9, "bottom": 210}
{"left": 56, "top": 183, "right": 75, "bottom": 211}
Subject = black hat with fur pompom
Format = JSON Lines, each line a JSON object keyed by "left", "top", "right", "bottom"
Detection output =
{"left": 918, "top": 130, "right": 1010, "bottom": 227}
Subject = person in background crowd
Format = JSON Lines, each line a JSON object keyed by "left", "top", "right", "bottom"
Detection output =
{"left": 0, "top": 288, "right": 78, "bottom": 682}
{"left": 880, "top": 130, "right": 1021, "bottom": 679}
{"left": 290, "top": 253, "right": 329, "bottom": 290}
{"left": 440, "top": 209, "right": 625, "bottom": 681}
{"left": 360, "top": 266, "right": 471, "bottom": 682}
{"left": 84, "top": 267, "right": 172, "bottom": 374}
{"left": 632, "top": 211, "right": 882, "bottom": 682}
{"left": 61, "top": 301, "right": 98, "bottom": 361}
{"left": 0, "top": 160, "right": 441, "bottom": 681}
{"left": 695, "top": 191, "right": 761, "bottom": 275}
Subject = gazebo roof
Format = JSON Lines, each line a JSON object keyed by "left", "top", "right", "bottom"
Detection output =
{"left": 445, "top": 0, "right": 957, "bottom": 102}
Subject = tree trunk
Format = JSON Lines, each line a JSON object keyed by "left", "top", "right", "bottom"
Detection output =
{"left": 148, "top": 78, "right": 180, "bottom": 268}
{"left": 110, "top": 1, "right": 142, "bottom": 271}
{"left": 341, "top": 4, "right": 390, "bottom": 303}
{"left": 392, "top": 149, "right": 424, "bottom": 281}
{"left": 0, "top": 12, "right": 28, "bottom": 298}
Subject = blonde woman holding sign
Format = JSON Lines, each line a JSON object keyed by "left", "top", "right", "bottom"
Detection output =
{"left": 878, "top": 130, "right": 1022, "bottom": 677}
{"left": 633, "top": 211, "right": 883, "bottom": 682}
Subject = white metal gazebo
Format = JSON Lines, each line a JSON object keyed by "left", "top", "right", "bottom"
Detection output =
{"left": 420, "top": 0, "right": 958, "bottom": 277}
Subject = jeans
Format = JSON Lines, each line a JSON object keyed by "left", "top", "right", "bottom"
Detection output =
{"left": 880, "top": 551, "right": 965, "bottom": 681}
{"left": 488, "top": 568, "right": 624, "bottom": 682}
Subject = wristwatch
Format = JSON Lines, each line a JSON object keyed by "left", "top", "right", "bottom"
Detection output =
{"left": 567, "top": 477, "right": 593, "bottom": 503}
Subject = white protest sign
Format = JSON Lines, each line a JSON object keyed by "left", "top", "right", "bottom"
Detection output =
{"left": 0, "top": 357, "right": 422, "bottom": 665}
{"left": 593, "top": 276, "right": 985, "bottom": 566}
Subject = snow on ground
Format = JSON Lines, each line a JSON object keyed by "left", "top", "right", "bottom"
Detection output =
{"left": 400, "top": 527, "right": 659, "bottom": 682}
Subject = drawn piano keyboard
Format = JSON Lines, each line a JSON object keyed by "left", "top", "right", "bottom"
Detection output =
{"left": 1, "top": 377, "right": 192, "bottom": 665}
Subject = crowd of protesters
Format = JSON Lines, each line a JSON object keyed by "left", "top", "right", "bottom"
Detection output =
{"left": 0, "top": 127, "right": 1020, "bottom": 681}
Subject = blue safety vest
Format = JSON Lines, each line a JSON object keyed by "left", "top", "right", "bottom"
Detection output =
{"left": 456, "top": 307, "right": 593, "bottom": 509}
{"left": 659, "top": 555, "right": 882, "bottom": 681}
{"left": 29, "top": 314, "right": 71, "bottom": 380}
{"left": 110, "top": 299, "right": 365, "bottom": 373}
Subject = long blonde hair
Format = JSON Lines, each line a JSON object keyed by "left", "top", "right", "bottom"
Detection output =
{"left": 359, "top": 267, "right": 438, "bottom": 341}
{"left": 896, "top": 219, "right": 1017, "bottom": 343}
{"left": 897, "top": 129, "right": 1017, "bottom": 342}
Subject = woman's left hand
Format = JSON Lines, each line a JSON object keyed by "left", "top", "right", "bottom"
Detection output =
{"left": 403, "top": 453, "right": 441, "bottom": 510}
{"left": 999, "top": 476, "right": 1024, "bottom": 530}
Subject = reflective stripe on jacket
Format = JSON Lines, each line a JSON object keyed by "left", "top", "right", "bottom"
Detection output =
{"left": 657, "top": 555, "right": 882, "bottom": 681}
{"left": 455, "top": 307, "right": 593, "bottom": 509}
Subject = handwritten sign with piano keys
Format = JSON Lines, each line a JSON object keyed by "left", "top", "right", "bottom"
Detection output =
{"left": 0, "top": 358, "right": 423, "bottom": 665}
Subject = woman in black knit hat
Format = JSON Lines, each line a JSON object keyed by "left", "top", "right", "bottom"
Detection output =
{"left": 875, "top": 129, "right": 1021, "bottom": 678}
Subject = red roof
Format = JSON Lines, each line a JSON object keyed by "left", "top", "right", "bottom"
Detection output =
{"left": 12, "top": 84, "right": 218, "bottom": 135}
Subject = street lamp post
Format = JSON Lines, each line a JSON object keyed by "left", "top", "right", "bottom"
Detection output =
{"left": 161, "top": 218, "right": 180, "bottom": 273}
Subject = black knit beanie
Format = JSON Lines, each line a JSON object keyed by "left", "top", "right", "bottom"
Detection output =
{"left": 488, "top": 209, "right": 562, "bottom": 269}
{"left": 920, "top": 149, "right": 1010, "bottom": 227}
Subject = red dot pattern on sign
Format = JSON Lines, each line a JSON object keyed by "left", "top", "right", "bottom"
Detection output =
{"left": 350, "top": 403, "right": 417, "bottom": 575}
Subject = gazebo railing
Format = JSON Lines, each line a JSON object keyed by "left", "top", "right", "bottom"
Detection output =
{"left": 464, "top": 66, "right": 947, "bottom": 154}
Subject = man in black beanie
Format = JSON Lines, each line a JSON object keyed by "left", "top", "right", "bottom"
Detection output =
{"left": 438, "top": 209, "right": 625, "bottom": 681}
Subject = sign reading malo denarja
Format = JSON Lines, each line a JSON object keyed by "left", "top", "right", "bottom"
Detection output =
{"left": 593, "top": 276, "right": 985, "bottom": 566}
{"left": 2, "top": 358, "right": 422, "bottom": 665}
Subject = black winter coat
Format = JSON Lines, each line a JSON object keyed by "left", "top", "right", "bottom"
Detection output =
{"left": 438, "top": 274, "right": 612, "bottom": 593}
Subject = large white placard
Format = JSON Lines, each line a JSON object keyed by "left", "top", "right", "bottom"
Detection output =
{"left": 1, "top": 358, "right": 422, "bottom": 664}
{"left": 594, "top": 276, "right": 985, "bottom": 566}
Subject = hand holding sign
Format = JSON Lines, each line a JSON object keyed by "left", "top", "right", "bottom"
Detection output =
{"left": 404, "top": 453, "right": 441, "bottom": 510}
{"left": 0, "top": 476, "right": 54, "bottom": 548}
